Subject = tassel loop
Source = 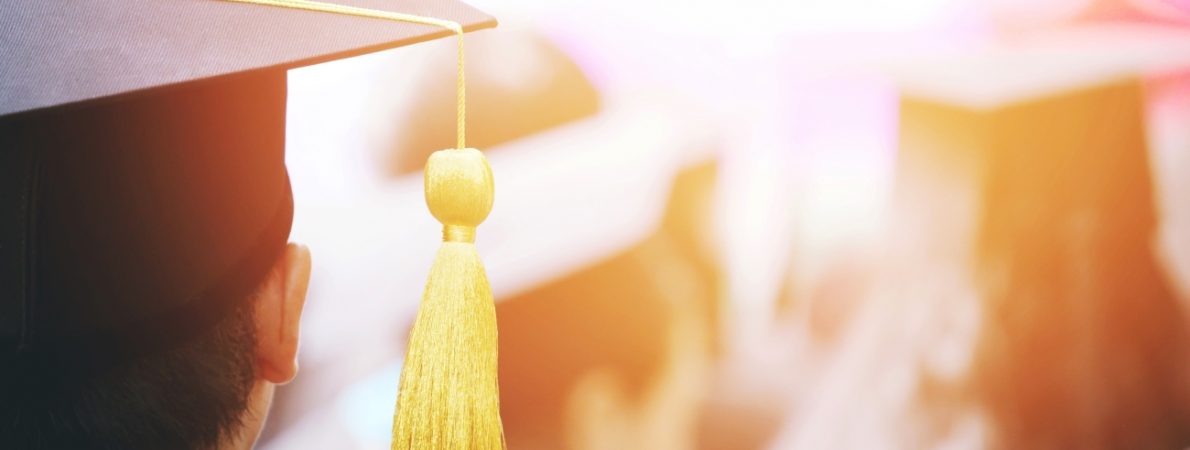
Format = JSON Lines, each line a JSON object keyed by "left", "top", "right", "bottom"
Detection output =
{"left": 442, "top": 225, "right": 476, "bottom": 243}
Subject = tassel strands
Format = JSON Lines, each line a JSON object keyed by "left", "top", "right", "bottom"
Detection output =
{"left": 393, "top": 148, "right": 504, "bottom": 450}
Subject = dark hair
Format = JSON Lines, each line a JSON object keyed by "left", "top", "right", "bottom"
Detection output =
{"left": 1, "top": 298, "right": 259, "bottom": 450}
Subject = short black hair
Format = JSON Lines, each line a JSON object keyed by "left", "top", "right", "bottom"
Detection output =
{"left": 1, "top": 296, "right": 259, "bottom": 450}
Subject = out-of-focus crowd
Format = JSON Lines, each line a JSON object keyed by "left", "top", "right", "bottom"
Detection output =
{"left": 264, "top": 0, "right": 1190, "bottom": 448}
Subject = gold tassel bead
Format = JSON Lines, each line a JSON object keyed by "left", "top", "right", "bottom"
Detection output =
{"left": 425, "top": 148, "right": 494, "bottom": 231}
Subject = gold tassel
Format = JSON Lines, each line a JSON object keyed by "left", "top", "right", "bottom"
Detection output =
{"left": 212, "top": 1, "right": 499, "bottom": 447}
{"left": 392, "top": 148, "right": 504, "bottom": 449}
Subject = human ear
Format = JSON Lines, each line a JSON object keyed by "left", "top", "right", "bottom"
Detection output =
{"left": 255, "top": 243, "right": 312, "bottom": 384}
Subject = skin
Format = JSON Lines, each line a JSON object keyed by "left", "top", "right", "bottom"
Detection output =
{"left": 221, "top": 243, "right": 312, "bottom": 450}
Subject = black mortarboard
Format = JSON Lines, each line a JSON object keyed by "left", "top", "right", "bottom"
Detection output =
{"left": 0, "top": 0, "right": 495, "bottom": 373}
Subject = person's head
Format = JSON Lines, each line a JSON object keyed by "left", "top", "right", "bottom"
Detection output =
{"left": 0, "top": 243, "right": 311, "bottom": 450}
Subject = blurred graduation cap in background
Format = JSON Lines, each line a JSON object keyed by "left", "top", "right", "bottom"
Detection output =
{"left": 0, "top": 0, "right": 494, "bottom": 373}
{"left": 887, "top": 27, "right": 1190, "bottom": 448}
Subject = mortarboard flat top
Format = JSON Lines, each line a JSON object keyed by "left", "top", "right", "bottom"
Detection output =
{"left": 0, "top": 0, "right": 496, "bottom": 118}
{"left": 0, "top": 0, "right": 494, "bottom": 373}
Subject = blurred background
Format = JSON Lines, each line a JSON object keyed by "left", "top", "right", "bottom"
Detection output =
{"left": 263, "top": 0, "right": 1190, "bottom": 448}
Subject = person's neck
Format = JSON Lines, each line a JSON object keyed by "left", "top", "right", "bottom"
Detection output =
{"left": 219, "top": 380, "right": 275, "bottom": 450}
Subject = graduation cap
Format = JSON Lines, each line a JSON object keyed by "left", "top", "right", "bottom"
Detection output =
{"left": 890, "top": 31, "right": 1190, "bottom": 448}
{"left": 0, "top": 0, "right": 494, "bottom": 374}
